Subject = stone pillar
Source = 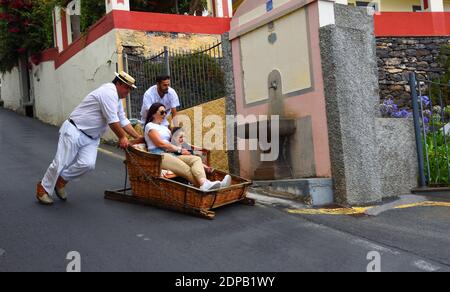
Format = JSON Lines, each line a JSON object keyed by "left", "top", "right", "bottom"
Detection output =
{"left": 221, "top": 32, "right": 240, "bottom": 175}
{"left": 320, "top": 5, "right": 383, "bottom": 205}
{"left": 105, "top": 0, "right": 130, "bottom": 14}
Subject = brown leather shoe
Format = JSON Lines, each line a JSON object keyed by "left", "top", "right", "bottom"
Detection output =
{"left": 55, "top": 176, "right": 67, "bottom": 201}
{"left": 36, "top": 182, "right": 53, "bottom": 205}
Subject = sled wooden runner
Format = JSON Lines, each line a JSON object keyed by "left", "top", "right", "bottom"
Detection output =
{"left": 104, "top": 188, "right": 256, "bottom": 220}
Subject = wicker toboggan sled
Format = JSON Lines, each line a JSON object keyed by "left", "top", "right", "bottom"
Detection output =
{"left": 104, "top": 146, "right": 254, "bottom": 219}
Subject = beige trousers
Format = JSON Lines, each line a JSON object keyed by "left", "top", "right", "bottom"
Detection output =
{"left": 161, "top": 154, "right": 206, "bottom": 185}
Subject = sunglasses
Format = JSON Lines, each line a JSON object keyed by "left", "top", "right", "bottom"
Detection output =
{"left": 159, "top": 110, "right": 168, "bottom": 116}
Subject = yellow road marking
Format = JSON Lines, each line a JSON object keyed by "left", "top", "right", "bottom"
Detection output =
{"left": 287, "top": 207, "right": 370, "bottom": 215}
{"left": 287, "top": 201, "right": 450, "bottom": 216}
{"left": 394, "top": 201, "right": 450, "bottom": 209}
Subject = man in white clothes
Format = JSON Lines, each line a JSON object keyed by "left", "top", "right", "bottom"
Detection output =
{"left": 36, "top": 71, "right": 143, "bottom": 205}
{"left": 140, "top": 75, "right": 180, "bottom": 128}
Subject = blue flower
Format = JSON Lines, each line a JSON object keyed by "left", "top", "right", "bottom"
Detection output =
{"left": 420, "top": 96, "right": 430, "bottom": 106}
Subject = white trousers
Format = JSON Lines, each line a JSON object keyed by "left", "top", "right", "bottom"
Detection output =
{"left": 42, "top": 120, "right": 100, "bottom": 196}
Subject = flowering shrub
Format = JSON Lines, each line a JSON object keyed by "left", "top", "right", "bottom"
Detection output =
{"left": 380, "top": 98, "right": 413, "bottom": 118}
{"left": 0, "top": 0, "right": 63, "bottom": 73}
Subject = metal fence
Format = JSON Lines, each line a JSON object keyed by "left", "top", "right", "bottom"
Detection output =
{"left": 124, "top": 42, "right": 226, "bottom": 119}
{"left": 410, "top": 72, "right": 450, "bottom": 187}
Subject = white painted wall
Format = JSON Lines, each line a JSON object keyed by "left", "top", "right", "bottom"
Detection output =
{"left": 0, "top": 68, "right": 23, "bottom": 112}
{"left": 32, "top": 61, "right": 60, "bottom": 125}
{"left": 54, "top": 30, "right": 118, "bottom": 124}
{"left": 32, "top": 29, "right": 118, "bottom": 128}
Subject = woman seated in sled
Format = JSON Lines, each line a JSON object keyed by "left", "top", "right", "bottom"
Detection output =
{"left": 143, "top": 103, "right": 231, "bottom": 192}
{"left": 170, "top": 126, "right": 214, "bottom": 175}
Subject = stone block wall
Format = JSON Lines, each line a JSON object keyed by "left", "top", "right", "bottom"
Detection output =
{"left": 377, "top": 37, "right": 450, "bottom": 108}
{"left": 117, "top": 30, "right": 221, "bottom": 57}
{"left": 376, "top": 118, "right": 418, "bottom": 199}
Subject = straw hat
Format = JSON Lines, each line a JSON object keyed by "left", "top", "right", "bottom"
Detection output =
{"left": 115, "top": 71, "right": 137, "bottom": 89}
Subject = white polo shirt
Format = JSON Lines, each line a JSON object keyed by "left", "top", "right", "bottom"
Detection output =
{"left": 69, "top": 83, "right": 130, "bottom": 140}
{"left": 144, "top": 122, "right": 172, "bottom": 152}
{"left": 140, "top": 85, "right": 180, "bottom": 127}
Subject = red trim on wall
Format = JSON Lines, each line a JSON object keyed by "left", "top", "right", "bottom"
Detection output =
{"left": 40, "top": 48, "right": 59, "bottom": 62}
{"left": 55, "top": 13, "right": 115, "bottom": 69}
{"left": 375, "top": 12, "right": 450, "bottom": 37}
{"left": 111, "top": 10, "right": 231, "bottom": 34}
{"left": 60, "top": 9, "right": 69, "bottom": 50}
{"left": 40, "top": 11, "right": 230, "bottom": 69}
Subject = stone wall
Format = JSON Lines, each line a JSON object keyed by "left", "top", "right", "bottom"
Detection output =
{"left": 377, "top": 37, "right": 450, "bottom": 108}
{"left": 117, "top": 30, "right": 221, "bottom": 57}
{"left": 376, "top": 118, "right": 418, "bottom": 199}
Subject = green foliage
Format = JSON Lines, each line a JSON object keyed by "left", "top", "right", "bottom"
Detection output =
{"left": 431, "top": 44, "right": 450, "bottom": 105}
{"left": 424, "top": 129, "right": 450, "bottom": 185}
{"left": 421, "top": 104, "right": 450, "bottom": 185}
{"left": 132, "top": 0, "right": 208, "bottom": 15}
{"left": 0, "top": 0, "right": 62, "bottom": 72}
{"left": 80, "top": 0, "right": 105, "bottom": 32}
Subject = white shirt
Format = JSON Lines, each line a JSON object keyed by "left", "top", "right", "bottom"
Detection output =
{"left": 144, "top": 122, "right": 172, "bottom": 152}
{"left": 140, "top": 85, "right": 180, "bottom": 126}
{"left": 70, "top": 83, "right": 130, "bottom": 140}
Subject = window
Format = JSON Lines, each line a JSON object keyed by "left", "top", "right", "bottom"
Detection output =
{"left": 355, "top": 1, "right": 380, "bottom": 12}
{"left": 412, "top": 5, "right": 422, "bottom": 12}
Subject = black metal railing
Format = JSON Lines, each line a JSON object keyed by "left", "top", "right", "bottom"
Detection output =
{"left": 410, "top": 72, "right": 450, "bottom": 187}
{"left": 124, "top": 42, "right": 226, "bottom": 118}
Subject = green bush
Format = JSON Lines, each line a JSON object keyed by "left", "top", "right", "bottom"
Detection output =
{"left": 80, "top": 0, "right": 105, "bottom": 32}
{"left": 424, "top": 129, "right": 450, "bottom": 185}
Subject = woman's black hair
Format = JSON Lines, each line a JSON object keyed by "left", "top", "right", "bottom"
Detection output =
{"left": 145, "top": 102, "right": 166, "bottom": 126}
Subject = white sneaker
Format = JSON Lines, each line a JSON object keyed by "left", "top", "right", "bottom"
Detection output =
{"left": 220, "top": 175, "right": 232, "bottom": 188}
{"left": 200, "top": 180, "right": 221, "bottom": 191}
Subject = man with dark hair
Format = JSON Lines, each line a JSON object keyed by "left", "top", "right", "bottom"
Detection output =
{"left": 36, "top": 71, "right": 143, "bottom": 205}
{"left": 140, "top": 75, "right": 180, "bottom": 128}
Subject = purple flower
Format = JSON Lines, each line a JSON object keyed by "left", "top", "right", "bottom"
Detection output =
{"left": 420, "top": 96, "right": 430, "bottom": 107}
{"left": 390, "top": 108, "right": 412, "bottom": 118}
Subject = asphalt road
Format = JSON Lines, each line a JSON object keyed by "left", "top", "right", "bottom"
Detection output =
{"left": 0, "top": 108, "right": 449, "bottom": 272}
